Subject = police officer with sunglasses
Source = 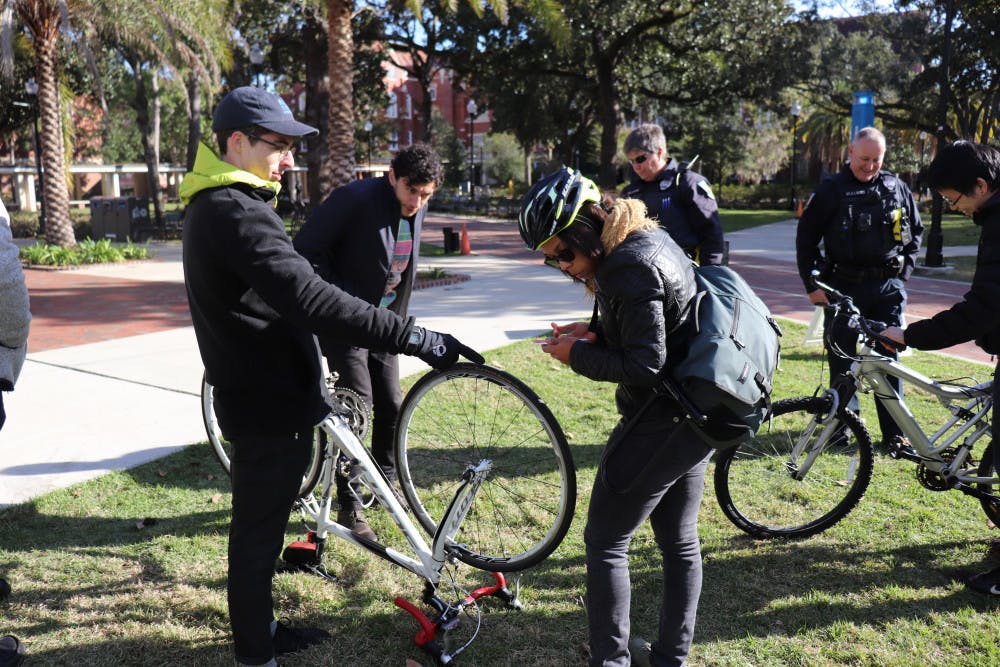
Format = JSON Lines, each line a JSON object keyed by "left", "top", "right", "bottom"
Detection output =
{"left": 620, "top": 123, "right": 725, "bottom": 266}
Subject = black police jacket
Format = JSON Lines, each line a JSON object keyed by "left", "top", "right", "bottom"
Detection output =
{"left": 569, "top": 226, "right": 697, "bottom": 421}
{"left": 905, "top": 191, "right": 1000, "bottom": 355}
{"left": 620, "top": 159, "right": 725, "bottom": 265}
{"left": 796, "top": 165, "right": 923, "bottom": 290}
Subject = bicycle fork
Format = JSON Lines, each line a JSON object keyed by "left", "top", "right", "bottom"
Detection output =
{"left": 394, "top": 459, "right": 523, "bottom": 665}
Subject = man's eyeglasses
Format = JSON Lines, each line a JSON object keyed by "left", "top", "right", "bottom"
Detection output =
{"left": 628, "top": 154, "right": 649, "bottom": 166}
{"left": 543, "top": 247, "right": 576, "bottom": 269}
{"left": 942, "top": 192, "right": 964, "bottom": 208}
{"left": 249, "top": 134, "right": 296, "bottom": 157}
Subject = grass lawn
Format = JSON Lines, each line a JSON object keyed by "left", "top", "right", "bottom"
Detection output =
{"left": 3, "top": 326, "right": 1000, "bottom": 666}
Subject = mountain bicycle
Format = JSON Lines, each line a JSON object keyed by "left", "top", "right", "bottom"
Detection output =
{"left": 714, "top": 275, "right": 999, "bottom": 539}
{"left": 209, "top": 363, "right": 576, "bottom": 664}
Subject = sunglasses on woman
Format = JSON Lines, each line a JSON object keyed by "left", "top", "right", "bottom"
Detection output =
{"left": 543, "top": 247, "right": 576, "bottom": 269}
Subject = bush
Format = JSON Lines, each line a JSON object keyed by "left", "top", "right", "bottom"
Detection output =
{"left": 9, "top": 208, "right": 95, "bottom": 241}
{"left": 716, "top": 182, "right": 802, "bottom": 210}
{"left": 19, "top": 239, "right": 151, "bottom": 266}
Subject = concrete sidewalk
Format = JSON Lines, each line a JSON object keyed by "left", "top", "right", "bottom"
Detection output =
{"left": 0, "top": 218, "right": 988, "bottom": 507}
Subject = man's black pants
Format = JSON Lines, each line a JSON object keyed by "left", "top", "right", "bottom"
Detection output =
{"left": 228, "top": 431, "right": 312, "bottom": 665}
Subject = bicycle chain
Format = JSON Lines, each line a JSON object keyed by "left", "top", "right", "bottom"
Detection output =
{"left": 916, "top": 448, "right": 961, "bottom": 491}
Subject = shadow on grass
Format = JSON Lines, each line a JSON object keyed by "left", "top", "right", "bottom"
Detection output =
{"left": 628, "top": 534, "right": 1000, "bottom": 644}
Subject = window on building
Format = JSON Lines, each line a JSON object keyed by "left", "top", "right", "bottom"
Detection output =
{"left": 430, "top": 85, "right": 437, "bottom": 102}
{"left": 405, "top": 93, "right": 412, "bottom": 119}
{"left": 389, "top": 131, "right": 399, "bottom": 152}
{"left": 387, "top": 94, "right": 398, "bottom": 119}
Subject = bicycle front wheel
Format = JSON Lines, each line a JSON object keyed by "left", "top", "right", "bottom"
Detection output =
{"left": 394, "top": 363, "right": 576, "bottom": 572}
{"left": 714, "top": 396, "right": 874, "bottom": 539}
{"left": 201, "top": 372, "right": 323, "bottom": 497}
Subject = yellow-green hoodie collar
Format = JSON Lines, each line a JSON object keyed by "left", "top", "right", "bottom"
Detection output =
{"left": 179, "top": 143, "right": 282, "bottom": 206}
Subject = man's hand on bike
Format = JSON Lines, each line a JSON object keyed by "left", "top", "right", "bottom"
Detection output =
{"left": 406, "top": 326, "right": 485, "bottom": 369}
{"left": 880, "top": 325, "right": 906, "bottom": 352}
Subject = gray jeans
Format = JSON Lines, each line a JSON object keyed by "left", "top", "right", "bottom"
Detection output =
{"left": 585, "top": 414, "right": 713, "bottom": 667}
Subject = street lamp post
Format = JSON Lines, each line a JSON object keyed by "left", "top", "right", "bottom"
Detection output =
{"left": 789, "top": 102, "right": 802, "bottom": 212}
{"left": 467, "top": 99, "right": 477, "bottom": 202}
{"left": 25, "top": 77, "right": 45, "bottom": 235}
{"left": 918, "top": 131, "right": 928, "bottom": 194}
{"left": 363, "top": 120, "right": 373, "bottom": 167}
{"left": 249, "top": 44, "right": 264, "bottom": 87}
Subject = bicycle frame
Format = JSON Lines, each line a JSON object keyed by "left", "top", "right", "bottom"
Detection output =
{"left": 293, "top": 413, "right": 519, "bottom": 664}
{"left": 809, "top": 342, "right": 995, "bottom": 486}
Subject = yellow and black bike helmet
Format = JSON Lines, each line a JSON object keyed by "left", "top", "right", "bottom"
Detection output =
{"left": 518, "top": 167, "right": 602, "bottom": 250}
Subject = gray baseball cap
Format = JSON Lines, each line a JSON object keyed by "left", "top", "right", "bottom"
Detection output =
{"left": 212, "top": 86, "right": 318, "bottom": 137}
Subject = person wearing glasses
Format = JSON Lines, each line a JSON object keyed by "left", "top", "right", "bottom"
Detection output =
{"left": 795, "top": 126, "right": 923, "bottom": 453}
{"left": 620, "top": 123, "right": 725, "bottom": 266}
{"left": 293, "top": 143, "right": 442, "bottom": 541}
{"left": 882, "top": 141, "right": 1000, "bottom": 593}
{"left": 520, "top": 167, "right": 714, "bottom": 667}
{"left": 180, "top": 86, "right": 482, "bottom": 667}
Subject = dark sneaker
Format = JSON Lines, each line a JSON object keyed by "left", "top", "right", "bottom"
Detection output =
{"left": 987, "top": 539, "right": 1000, "bottom": 563}
{"left": 337, "top": 509, "right": 377, "bottom": 541}
{"left": 965, "top": 565, "right": 1000, "bottom": 596}
{"left": 628, "top": 637, "right": 652, "bottom": 667}
{"left": 0, "top": 635, "right": 26, "bottom": 667}
{"left": 272, "top": 622, "right": 331, "bottom": 656}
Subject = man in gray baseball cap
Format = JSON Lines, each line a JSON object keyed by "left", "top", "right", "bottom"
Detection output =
{"left": 180, "top": 87, "right": 482, "bottom": 667}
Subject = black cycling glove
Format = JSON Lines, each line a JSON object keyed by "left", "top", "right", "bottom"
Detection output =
{"left": 404, "top": 326, "right": 484, "bottom": 369}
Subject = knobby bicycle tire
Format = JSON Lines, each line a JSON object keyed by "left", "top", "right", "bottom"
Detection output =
{"left": 394, "top": 363, "right": 576, "bottom": 572}
{"left": 201, "top": 373, "right": 323, "bottom": 497}
{"left": 714, "top": 396, "right": 875, "bottom": 539}
{"left": 976, "top": 441, "right": 1000, "bottom": 526}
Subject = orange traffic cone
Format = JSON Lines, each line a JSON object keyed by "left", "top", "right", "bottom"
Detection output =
{"left": 796, "top": 198, "right": 804, "bottom": 219}
{"left": 460, "top": 223, "right": 471, "bottom": 255}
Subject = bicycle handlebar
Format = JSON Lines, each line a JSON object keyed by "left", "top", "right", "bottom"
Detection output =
{"left": 809, "top": 271, "right": 908, "bottom": 353}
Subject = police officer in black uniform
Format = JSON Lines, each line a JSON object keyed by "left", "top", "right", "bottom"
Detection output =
{"left": 796, "top": 126, "right": 923, "bottom": 448}
{"left": 621, "top": 123, "right": 725, "bottom": 265}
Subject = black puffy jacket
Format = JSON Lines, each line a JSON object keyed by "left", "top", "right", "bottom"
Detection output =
{"left": 570, "top": 224, "right": 696, "bottom": 420}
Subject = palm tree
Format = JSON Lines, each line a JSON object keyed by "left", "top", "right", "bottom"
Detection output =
{"left": 1, "top": 0, "right": 76, "bottom": 246}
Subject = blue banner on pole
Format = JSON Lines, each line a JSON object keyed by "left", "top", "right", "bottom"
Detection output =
{"left": 851, "top": 91, "right": 876, "bottom": 139}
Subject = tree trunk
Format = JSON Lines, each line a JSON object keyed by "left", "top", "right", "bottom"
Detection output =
{"left": 186, "top": 71, "right": 202, "bottom": 173}
{"left": 326, "top": 0, "right": 355, "bottom": 189}
{"left": 303, "top": 6, "right": 330, "bottom": 206}
{"left": 131, "top": 58, "right": 164, "bottom": 230}
{"left": 595, "top": 57, "right": 620, "bottom": 190}
{"left": 148, "top": 70, "right": 164, "bottom": 229}
{"left": 21, "top": 2, "right": 74, "bottom": 247}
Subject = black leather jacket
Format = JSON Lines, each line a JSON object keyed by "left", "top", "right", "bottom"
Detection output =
{"left": 570, "top": 226, "right": 696, "bottom": 420}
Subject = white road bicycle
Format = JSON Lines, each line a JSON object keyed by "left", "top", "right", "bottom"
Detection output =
{"left": 714, "top": 276, "right": 1000, "bottom": 539}
{"left": 203, "top": 363, "right": 576, "bottom": 663}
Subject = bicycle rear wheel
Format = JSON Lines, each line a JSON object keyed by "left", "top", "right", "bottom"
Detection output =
{"left": 201, "top": 373, "right": 323, "bottom": 497}
{"left": 394, "top": 363, "right": 576, "bottom": 572}
{"left": 976, "top": 442, "right": 1000, "bottom": 525}
{"left": 714, "top": 396, "right": 874, "bottom": 539}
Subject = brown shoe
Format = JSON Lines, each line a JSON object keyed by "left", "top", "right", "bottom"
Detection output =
{"left": 337, "top": 509, "right": 377, "bottom": 541}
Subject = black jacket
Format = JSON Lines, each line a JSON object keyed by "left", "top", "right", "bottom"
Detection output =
{"left": 181, "top": 146, "right": 414, "bottom": 437}
{"left": 293, "top": 176, "right": 423, "bottom": 356}
{"left": 620, "top": 159, "right": 725, "bottom": 265}
{"left": 570, "top": 226, "right": 696, "bottom": 420}
{"left": 905, "top": 191, "right": 1000, "bottom": 354}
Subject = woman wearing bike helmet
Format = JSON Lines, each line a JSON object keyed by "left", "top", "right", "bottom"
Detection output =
{"left": 519, "top": 167, "right": 714, "bottom": 667}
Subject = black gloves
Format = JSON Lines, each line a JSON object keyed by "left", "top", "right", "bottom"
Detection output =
{"left": 405, "top": 326, "right": 484, "bottom": 369}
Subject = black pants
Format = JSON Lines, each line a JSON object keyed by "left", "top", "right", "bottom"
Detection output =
{"left": 0, "top": 392, "right": 5, "bottom": 431}
{"left": 328, "top": 347, "right": 402, "bottom": 509}
{"left": 824, "top": 276, "right": 906, "bottom": 443}
{"left": 228, "top": 431, "right": 312, "bottom": 666}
